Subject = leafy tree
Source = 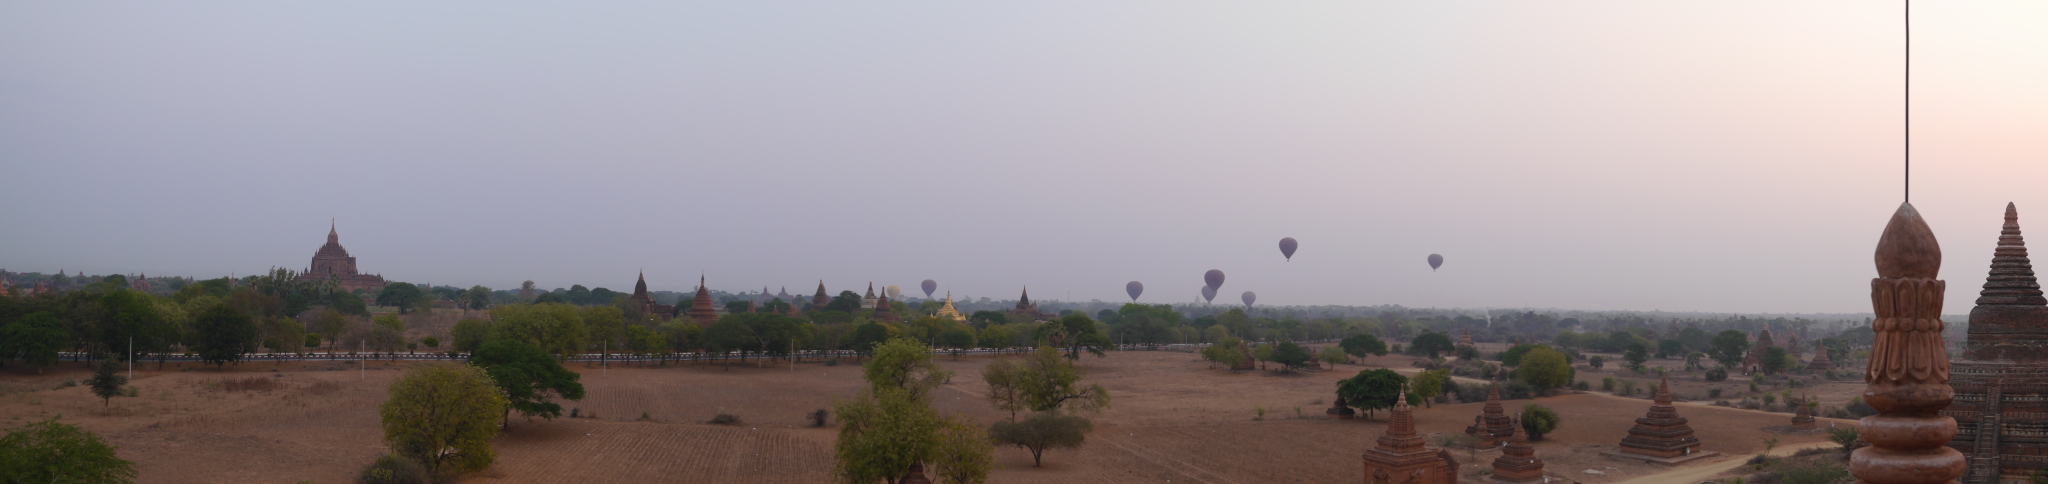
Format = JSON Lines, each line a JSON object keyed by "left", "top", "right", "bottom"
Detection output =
{"left": 375, "top": 283, "right": 427, "bottom": 314}
{"left": 471, "top": 339, "right": 585, "bottom": 427}
{"left": 0, "top": 312, "right": 67, "bottom": 373}
{"left": 930, "top": 419, "right": 995, "bottom": 484}
{"left": 488, "top": 303, "right": 588, "bottom": 357}
{"left": 0, "top": 418, "right": 137, "bottom": 484}
{"left": 864, "top": 338, "right": 953, "bottom": 400}
{"left": 989, "top": 411, "right": 1093, "bottom": 467}
{"left": 450, "top": 318, "right": 491, "bottom": 353}
{"left": 328, "top": 291, "right": 369, "bottom": 316}
{"left": 582, "top": 306, "right": 625, "bottom": 355}
{"left": 313, "top": 309, "right": 351, "bottom": 353}
{"left": 968, "top": 310, "right": 1008, "bottom": 327}
{"left": 463, "top": 285, "right": 492, "bottom": 310}
{"left": 847, "top": 322, "right": 893, "bottom": 357}
{"left": 981, "top": 346, "right": 1111, "bottom": 421}
{"left": 1337, "top": 368, "right": 1407, "bottom": 420}
{"left": 834, "top": 337, "right": 959, "bottom": 484}
{"left": 1454, "top": 344, "right": 1480, "bottom": 361}
{"left": 704, "top": 317, "right": 755, "bottom": 368}
{"left": 1269, "top": 341, "right": 1312, "bottom": 372}
{"left": 1410, "top": 369, "right": 1449, "bottom": 408}
{"left": 1515, "top": 348, "right": 1575, "bottom": 390}
{"left": 1519, "top": 404, "right": 1560, "bottom": 441}
{"left": 1499, "top": 344, "right": 1546, "bottom": 367}
{"left": 939, "top": 328, "right": 977, "bottom": 359}
{"left": 1623, "top": 341, "right": 1649, "bottom": 368}
{"left": 379, "top": 363, "right": 507, "bottom": 475}
{"left": 192, "top": 305, "right": 257, "bottom": 369}
{"left": 1044, "top": 314, "right": 1109, "bottom": 360}
{"left": 1827, "top": 426, "right": 1859, "bottom": 451}
{"left": 1711, "top": 330, "right": 1751, "bottom": 368}
{"left": 1760, "top": 346, "right": 1792, "bottom": 374}
{"left": 87, "top": 358, "right": 127, "bottom": 407}
{"left": 1656, "top": 339, "right": 1685, "bottom": 359}
{"left": 1588, "top": 355, "right": 1606, "bottom": 369}
{"left": 825, "top": 290, "right": 863, "bottom": 313}
{"left": 1199, "top": 336, "right": 1247, "bottom": 369}
{"left": 977, "top": 325, "right": 1014, "bottom": 354}
{"left": 1551, "top": 331, "right": 1582, "bottom": 349}
{"left": 98, "top": 289, "right": 177, "bottom": 364}
{"left": 1408, "top": 332, "right": 1454, "bottom": 358}
{"left": 1318, "top": 344, "right": 1348, "bottom": 367}
{"left": 1339, "top": 333, "right": 1388, "bottom": 358}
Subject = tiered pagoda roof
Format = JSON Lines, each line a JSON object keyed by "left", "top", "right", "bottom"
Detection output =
{"left": 872, "top": 289, "right": 897, "bottom": 323}
{"left": 1807, "top": 341, "right": 1834, "bottom": 372}
{"left": 686, "top": 275, "right": 719, "bottom": 325}
{"left": 810, "top": 281, "right": 831, "bottom": 312}
{"left": 934, "top": 292, "right": 962, "bottom": 320}
{"left": 1464, "top": 383, "right": 1515, "bottom": 448}
{"left": 1363, "top": 393, "right": 1457, "bottom": 484}
{"left": 1945, "top": 203, "right": 2048, "bottom": 484}
{"left": 1617, "top": 374, "right": 1701, "bottom": 459}
{"left": 1489, "top": 430, "right": 1544, "bottom": 482}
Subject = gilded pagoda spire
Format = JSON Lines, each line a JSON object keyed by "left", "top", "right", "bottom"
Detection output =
{"left": 1850, "top": 202, "right": 1963, "bottom": 484}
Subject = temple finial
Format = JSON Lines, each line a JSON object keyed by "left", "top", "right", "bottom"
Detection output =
{"left": 1875, "top": 202, "right": 1941, "bottom": 279}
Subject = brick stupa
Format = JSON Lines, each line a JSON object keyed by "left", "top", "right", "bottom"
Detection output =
{"left": 1489, "top": 430, "right": 1545, "bottom": 482}
{"left": 1743, "top": 328, "right": 1779, "bottom": 375}
{"left": 1792, "top": 394, "right": 1816, "bottom": 429}
{"left": 1362, "top": 393, "right": 1458, "bottom": 484}
{"left": 1808, "top": 340, "right": 1835, "bottom": 372}
{"left": 686, "top": 275, "right": 719, "bottom": 326}
{"left": 1943, "top": 203, "right": 2048, "bottom": 484}
{"left": 1464, "top": 383, "right": 1516, "bottom": 448}
{"left": 1850, "top": 202, "right": 1964, "bottom": 484}
{"left": 1606, "top": 373, "right": 1713, "bottom": 465}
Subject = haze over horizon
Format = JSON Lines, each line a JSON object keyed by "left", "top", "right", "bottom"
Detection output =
{"left": 4, "top": 2, "right": 2046, "bottom": 314}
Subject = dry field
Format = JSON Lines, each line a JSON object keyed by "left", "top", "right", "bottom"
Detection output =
{"left": 0, "top": 350, "right": 1851, "bottom": 484}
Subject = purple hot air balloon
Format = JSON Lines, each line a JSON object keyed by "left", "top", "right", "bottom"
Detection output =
{"left": 1278, "top": 237, "right": 1297, "bottom": 261}
{"left": 921, "top": 279, "right": 937, "bottom": 298}
{"left": 1428, "top": 254, "right": 1444, "bottom": 271}
{"left": 1125, "top": 281, "right": 1144, "bottom": 301}
{"left": 1241, "top": 291, "right": 1257, "bottom": 308}
{"left": 1204, "top": 269, "right": 1225, "bottom": 289}
{"left": 1200, "top": 285, "right": 1217, "bottom": 303}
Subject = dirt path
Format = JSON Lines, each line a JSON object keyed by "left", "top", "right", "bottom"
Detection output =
{"left": 1607, "top": 440, "right": 1837, "bottom": 484}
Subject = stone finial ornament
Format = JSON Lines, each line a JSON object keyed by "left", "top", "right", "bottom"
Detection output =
{"left": 1850, "top": 202, "right": 1964, "bottom": 484}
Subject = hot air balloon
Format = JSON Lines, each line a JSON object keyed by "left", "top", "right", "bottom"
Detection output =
{"left": 1125, "top": 281, "right": 1144, "bottom": 301}
{"left": 1204, "top": 269, "right": 1225, "bottom": 290}
{"left": 1428, "top": 254, "right": 1444, "bottom": 271}
{"left": 921, "top": 279, "right": 937, "bottom": 298}
{"left": 887, "top": 286, "right": 901, "bottom": 299}
{"left": 1278, "top": 237, "right": 1297, "bottom": 261}
{"left": 1241, "top": 291, "right": 1257, "bottom": 308}
{"left": 1201, "top": 285, "right": 1217, "bottom": 303}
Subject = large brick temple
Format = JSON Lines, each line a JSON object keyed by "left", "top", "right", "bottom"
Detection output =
{"left": 295, "top": 221, "right": 386, "bottom": 293}
{"left": 1945, "top": 203, "right": 2048, "bottom": 484}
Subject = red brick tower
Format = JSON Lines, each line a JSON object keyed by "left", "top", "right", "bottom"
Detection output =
{"left": 1363, "top": 393, "right": 1457, "bottom": 484}
{"left": 1464, "top": 383, "right": 1516, "bottom": 448}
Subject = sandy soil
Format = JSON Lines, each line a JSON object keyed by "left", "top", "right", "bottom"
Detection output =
{"left": 0, "top": 350, "right": 1852, "bottom": 484}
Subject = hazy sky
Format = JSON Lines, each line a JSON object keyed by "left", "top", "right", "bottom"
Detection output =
{"left": 4, "top": 2, "right": 2045, "bottom": 314}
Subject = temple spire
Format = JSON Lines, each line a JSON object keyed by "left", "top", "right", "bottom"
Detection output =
{"left": 1976, "top": 202, "right": 2046, "bottom": 306}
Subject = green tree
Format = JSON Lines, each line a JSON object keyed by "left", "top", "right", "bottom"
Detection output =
{"left": 450, "top": 318, "right": 491, "bottom": 353}
{"left": 1656, "top": 339, "right": 1684, "bottom": 359}
{"left": 488, "top": 303, "right": 588, "bottom": 357}
{"left": 939, "top": 328, "right": 977, "bottom": 359}
{"left": 864, "top": 338, "right": 952, "bottom": 400}
{"left": 313, "top": 309, "right": 351, "bottom": 354}
{"left": 0, "top": 312, "right": 68, "bottom": 373}
{"left": 977, "top": 325, "right": 1014, "bottom": 354}
{"left": 1760, "top": 346, "right": 1793, "bottom": 374}
{"left": 471, "top": 339, "right": 585, "bottom": 427}
{"left": 99, "top": 289, "right": 178, "bottom": 364}
{"left": 1711, "top": 330, "right": 1751, "bottom": 368}
{"left": 1410, "top": 369, "right": 1449, "bottom": 408}
{"left": 1339, "top": 333, "right": 1388, "bottom": 358}
{"left": 1337, "top": 368, "right": 1407, "bottom": 420}
{"left": 0, "top": 418, "right": 138, "bottom": 484}
{"left": 463, "top": 285, "right": 492, "bottom": 310}
{"left": 825, "top": 290, "right": 863, "bottom": 313}
{"left": 582, "top": 306, "right": 625, "bottom": 356}
{"left": 930, "top": 419, "right": 995, "bottom": 484}
{"left": 1318, "top": 344, "right": 1348, "bottom": 367}
{"left": 1623, "top": 341, "right": 1649, "bottom": 368}
{"left": 1200, "top": 336, "right": 1247, "bottom": 369}
{"left": 1045, "top": 314, "right": 1109, "bottom": 360}
{"left": 1408, "top": 332, "right": 1454, "bottom": 358}
{"left": 1499, "top": 343, "right": 1546, "bottom": 366}
{"left": 1519, "top": 404, "right": 1560, "bottom": 441}
{"left": 988, "top": 411, "right": 1093, "bottom": 467}
{"left": 1515, "top": 347, "right": 1576, "bottom": 391}
{"left": 87, "top": 358, "right": 127, "bottom": 407}
{"left": 192, "top": 305, "right": 257, "bottom": 369}
{"left": 379, "top": 363, "right": 507, "bottom": 475}
{"left": 1269, "top": 341, "right": 1312, "bottom": 372}
{"left": 375, "top": 283, "right": 427, "bottom": 314}
{"left": 834, "top": 337, "right": 957, "bottom": 484}
{"left": 847, "top": 322, "right": 893, "bottom": 358}
{"left": 981, "top": 346, "right": 1111, "bottom": 420}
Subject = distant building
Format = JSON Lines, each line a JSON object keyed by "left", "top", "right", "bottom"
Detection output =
{"left": 1011, "top": 287, "right": 1048, "bottom": 321}
{"left": 861, "top": 283, "right": 878, "bottom": 309}
{"left": 934, "top": 292, "right": 963, "bottom": 321}
{"left": 295, "top": 221, "right": 387, "bottom": 293}
{"left": 627, "top": 272, "right": 674, "bottom": 321}
{"left": 686, "top": 275, "right": 719, "bottom": 326}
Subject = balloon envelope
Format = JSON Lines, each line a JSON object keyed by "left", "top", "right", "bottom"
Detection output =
{"left": 1428, "top": 254, "right": 1444, "bottom": 271}
{"left": 1204, "top": 269, "right": 1225, "bottom": 289}
{"left": 921, "top": 279, "right": 937, "bottom": 297}
{"left": 1201, "top": 285, "right": 1217, "bottom": 302}
{"left": 1278, "top": 237, "right": 1297, "bottom": 261}
{"left": 1241, "top": 291, "right": 1257, "bottom": 307}
{"left": 887, "top": 286, "right": 901, "bottom": 298}
{"left": 1126, "top": 281, "right": 1144, "bottom": 301}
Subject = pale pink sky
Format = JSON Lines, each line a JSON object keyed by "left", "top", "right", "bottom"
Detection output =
{"left": 2, "top": 1, "right": 2044, "bottom": 313}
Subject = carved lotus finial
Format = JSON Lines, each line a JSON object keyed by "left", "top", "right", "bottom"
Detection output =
{"left": 1876, "top": 202, "right": 1942, "bottom": 279}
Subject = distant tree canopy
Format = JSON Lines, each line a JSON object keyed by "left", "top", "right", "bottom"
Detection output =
{"left": 0, "top": 418, "right": 138, "bottom": 484}
{"left": 1408, "top": 331, "right": 1454, "bottom": 358}
{"left": 1340, "top": 334, "right": 1388, "bottom": 358}
{"left": 471, "top": 339, "right": 585, "bottom": 426}
{"left": 1337, "top": 368, "right": 1407, "bottom": 420}
{"left": 1514, "top": 348, "right": 1574, "bottom": 390}
{"left": 825, "top": 290, "right": 863, "bottom": 313}
{"left": 1711, "top": 330, "right": 1751, "bottom": 368}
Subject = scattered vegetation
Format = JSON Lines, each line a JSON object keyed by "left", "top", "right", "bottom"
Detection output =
{"left": 0, "top": 417, "right": 138, "bottom": 484}
{"left": 379, "top": 364, "right": 507, "bottom": 476}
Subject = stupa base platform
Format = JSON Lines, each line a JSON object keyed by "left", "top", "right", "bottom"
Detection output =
{"left": 1599, "top": 449, "right": 1721, "bottom": 466}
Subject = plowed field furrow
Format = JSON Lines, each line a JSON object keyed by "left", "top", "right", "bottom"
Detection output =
{"left": 478, "top": 420, "right": 833, "bottom": 483}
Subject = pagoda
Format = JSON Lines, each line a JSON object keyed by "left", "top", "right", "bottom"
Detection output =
{"left": 861, "top": 283, "right": 877, "bottom": 309}
{"left": 1456, "top": 328, "right": 1477, "bottom": 351}
{"left": 810, "top": 281, "right": 831, "bottom": 312}
{"left": 1791, "top": 394, "right": 1816, "bottom": 429}
{"left": 1607, "top": 373, "right": 1713, "bottom": 465}
{"left": 1785, "top": 333, "right": 1803, "bottom": 359}
{"left": 626, "top": 272, "right": 673, "bottom": 321}
{"left": 1943, "top": 203, "right": 2048, "bottom": 484}
{"left": 1489, "top": 431, "right": 1545, "bottom": 482}
{"left": 1362, "top": 392, "right": 1458, "bottom": 484}
{"left": 1850, "top": 202, "right": 1965, "bottom": 484}
{"left": 934, "top": 292, "right": 963, "bottom": 320}
{"left": 294, "top": 220, "right": 387, "bottom": 293}
{"left": 1464, "top": 384, "right": 1516, "bottom": 448}
{"left": 686, "top": 275, "right": 719, "bottom": 326}
{"left": 1011, "top": 287, "right": 1047, "bottom": 320}
{"left": 1742, "top": 328, "right": 1779, "bottom": 375}
{"left": 871, "top": 290, "right": 898, "bottom": 323}
{"left": 1807, "top": 341, "right": 1834, "bottom": 372}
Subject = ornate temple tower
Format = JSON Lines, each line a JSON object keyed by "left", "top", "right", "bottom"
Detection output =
{"left": 861, "top": 283, "right": 878, "bottom": 310}
{"left": 687, "top": 275, "right": 719, "bottom": 326}
{"left": 1610, "top": 373, "right": 1712, "bottom": 464}
{"left": 627, "top": 272, "right": 673, "bottom": 320}
{"left": 1464, "top": 384, "right": 1516, "bottom": 448}
{"left": 1456, "top": 328, "right": 1477, "bottom": 351}
{"left": 1743, "top": 328, "right": 1780, "bottom": 375}
{"left": 934, "top": 292, "right": 963, "bottom": 320}
{"left": 1850, "top": 202, "right": 1964, "bottom": 484}
{"left": 872, "top": 290, "right": 898, "bottom": 323}
{"left": 1490, "top": 431, "right": 1545, "bottom": 483}
{"left": 1363, "top": 394, "right": 1458, "bottom": 484}
{"left": 811, "top": 281, "right": 831, "bottom": 312}
{"left": 1944, "top": 203, "right": 2048, "bottom": 484}
{"left": 296, "top": 220, "right": 387, "bottom": 293}
{"left": 1810, "top": 341, "right": 1836, "bottom": 372}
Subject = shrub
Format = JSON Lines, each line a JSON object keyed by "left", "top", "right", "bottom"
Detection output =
{"left": 1601, "top": 377, "right": 1616, "bottom": 392}
{"left": 809, "top": 409, "right": 830, "bottom": 428}
{"left": 1845, "top": 397, "right": 1877, "bottom": 418}
{"left": 989, "top": 411, "right": 1093, "bottom": 467}
{"left": 1588, "top": 355, "right": 1606, "bottom": 369}
{"left": 356, "top": 454, "right": 429, "bottom": 484}
{"left": 1519, "top": 404, "right": 1559, "bottom": 441}
{"left": 706, "top": 413, "right": 743, "bottom": 425}
{"left": 0, "top": 418, "right": 138, "bottom": 484}
{"left": 1706, "top": 367, "right": 1729, "bottom": 381}
{"left": 1572, "top": 381, "right": 1589, "bottom": 391}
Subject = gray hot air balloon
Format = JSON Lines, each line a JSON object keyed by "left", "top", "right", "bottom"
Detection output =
{"left": 1279, "top": 237, "right": 1297, "bottom": 261}
{"left": 1204, "top": 269, "right": 1225, "bottom": 289}
{"left": 1428, "top": 254, "right": 1444, "bottom": 271}
{"left": 1241, "top": 291, "right": 1256, "bottom": 308}
{"left": 1126, "top": 281, "right": 1144, "bottom": 301}
{"left": 921, "top": 279, "right": 937, "bottom": 298}
{"left": 1201, "top": 285, "right": 1217, "bottom": 303}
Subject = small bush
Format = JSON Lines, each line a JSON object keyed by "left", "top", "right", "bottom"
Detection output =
{"left": 824, "top": 358, "right": 839, "bottom": 366}
{"left": 357, "top": 454, "right": 428, "bottom": 484}
{"left": 1845, "top": 397, "right": 1877, "bottom": 418}
{"left": 1749, "top": 471, "right": 1783, "bottom": 484}
{"left": 122, "top": 386, "right": 139, "bottom": 398}
{"left": 808, "top": 409, "right": 830, "bottom": 427}
{"left": 1601, "top": 377, "right": 1616, "bottom": 391}
{"left": 60, "top": 379, "right": 77, "bottom": 388}
{"left": 1572, "top": 381, "right": 1590, "bottom": 391}
{"left": 1709, "top": 388, "right": 1724, "bottom": 398}
{"left": 706, "top": 413, "right": 742, "bottom": 425}
{"left": 1706, "top": 367, "right": 1728, "bottom": 381}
